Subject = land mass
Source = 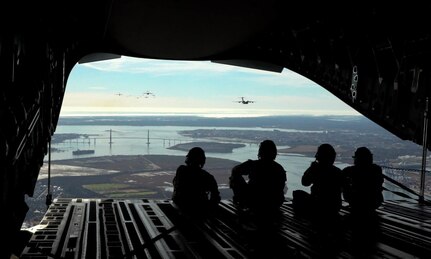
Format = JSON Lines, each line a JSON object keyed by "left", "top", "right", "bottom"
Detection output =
{"left": 168, "top": 141, "right": 245, "bottom": 153}
{"left": 25, "top": 154, "right": 240, "bottom": 227}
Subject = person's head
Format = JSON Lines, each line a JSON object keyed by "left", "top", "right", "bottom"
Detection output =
{"left": 258, "top": 140, "right": 277, "bottom": 161}
{"left": 315, "top": 143, "right": 336, "bottom": 165}
{"left": 185, "top": 147, "right": 206, "bottom": 168}
{"left": 353, "top": 147, "right": 373, "bottom": 165}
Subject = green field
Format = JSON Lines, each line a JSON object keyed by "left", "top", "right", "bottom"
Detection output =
{"left": 83, "top": 183, "right": 157, "bottom": 197}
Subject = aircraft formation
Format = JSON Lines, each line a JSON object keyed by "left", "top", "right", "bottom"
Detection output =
{"left": 115, "top": 93, "right": 256, "bottom": 105}
{"left": 142, "top": 91, "right": 156, "bottom": 98}
{"left": 115, "top": 91, "right": 156, "bottom": 99}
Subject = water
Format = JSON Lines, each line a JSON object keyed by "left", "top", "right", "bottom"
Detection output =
{"left": 49, "top": 125, "right": 350, "bottom": 197}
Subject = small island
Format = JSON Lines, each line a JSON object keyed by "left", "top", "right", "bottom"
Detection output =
{"left": 168, "top": 141, "right": 245, "bottom": 153}
{"left": 278, "top": 145, "right": 318, "bottom": 155}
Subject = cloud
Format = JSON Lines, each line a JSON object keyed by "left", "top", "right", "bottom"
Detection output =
{"left": 61, "top": 91, "right": 359, "bottom": 117}
{"left": 80, "top": 56, "right": 284, "bottom": 76}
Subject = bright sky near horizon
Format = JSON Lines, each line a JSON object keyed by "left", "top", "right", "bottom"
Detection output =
{"left": 61, "top": 56, "right": 360, "bottom": 117}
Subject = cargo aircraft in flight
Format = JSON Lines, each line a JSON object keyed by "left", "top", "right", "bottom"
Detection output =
{"left": 235, "top": 97, "right": 255, "bottom": 104}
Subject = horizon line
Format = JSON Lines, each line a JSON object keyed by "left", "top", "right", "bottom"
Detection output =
{"left": 59, "top": 113, "right": 363, "bottom": 118}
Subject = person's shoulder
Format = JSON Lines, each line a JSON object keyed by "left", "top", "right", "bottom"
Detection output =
{"left": 238, "top": 159, "right": 257, "bottom": 168}
{"left": 244, "top": 159, "right": 257, "bottom": 165}
{"left": 235, "top": 159, "right": 253, "bottom": 166}
{"left": 341, "top": 165, "right": 355, "bottom": 173}
{"left": 176, "top": 165, "right": 188, "bottom": 173}
{"left": 334, "top": 166, "right": 342, "bottom": 175}
{"left": 232, "top": 159, "right": 255, "bottom": 174}
{"left": 199, "top": 168, "right": 213, "bottom": 176}
{"left": 177, "top": 164, "right": 187, "bottom": 170}
{"left": 273, "top": 161, "right": 286, "bottom": 171}
{"left": 200, "top": 168, "right": 211, "bottom": 175}
{"left": 201, "top": 169, "right": 217, "bottom": 181}
{"left": 371, "top": 163, "right": 382, "bottom": 168}
{"left": 331, "top": 164, "right": 342, "bottom": 170}
{"left": 371, "top": 163, "right": 383, "bottom": 173}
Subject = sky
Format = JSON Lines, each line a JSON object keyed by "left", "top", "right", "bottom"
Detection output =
{"left": 61, "top": 56, "right": 360, "bottom": 117}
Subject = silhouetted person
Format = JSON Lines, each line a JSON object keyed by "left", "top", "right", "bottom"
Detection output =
{"left": 230, "top": 140, "right": 287, "bottom": 217}
{"left": 293, "top": 144, "right": 343, "bottom": 256}
{"left": 230, "top": 140, "right": 287, "bottom": 258}
{"left": 294, "top": 143, "right": 342, "bottom": 217}
{"left": 172, "top": 147, "right": 220, "bottom": 217}
{"left": 342, "top": 147, "right": 384, "bottom": 256}
{"left": 342, "top": 147, "right": 384, "bottom": 214}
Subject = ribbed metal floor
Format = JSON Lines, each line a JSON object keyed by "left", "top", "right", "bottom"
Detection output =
{"left": 20, "top": 198, "right": 431, "bottom": 258}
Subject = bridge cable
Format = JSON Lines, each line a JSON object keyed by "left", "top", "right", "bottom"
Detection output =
{"left": 419, "top": 97, "right": 429, "bottom": 204}
{"left": 46, "top": 139, "right": 52, "bottom": 207}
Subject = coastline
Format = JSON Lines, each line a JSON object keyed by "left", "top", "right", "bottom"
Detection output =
{"left": 167, "top": 141, "right": 246, "bottom": 153}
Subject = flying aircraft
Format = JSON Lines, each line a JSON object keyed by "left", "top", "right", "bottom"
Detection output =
{"left": 235, "top": 97, "right": 255, "bottom": 104}
{"left": 142, "top": 91, "right": 155, "bottom": 98}
{"left": 115, "top": 92, "right": 123, "bottom": 96}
